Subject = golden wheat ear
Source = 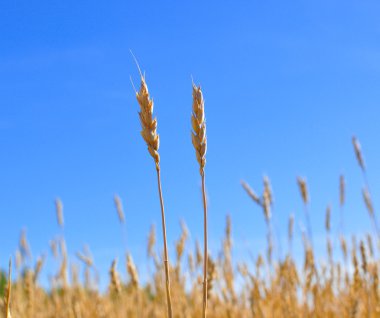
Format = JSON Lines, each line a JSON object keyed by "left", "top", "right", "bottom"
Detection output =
{"left": 136, "top": 75, "right": 160, "bottom": 169}
{"left": 191, "top": 83, "right": 207, "bottom": 175}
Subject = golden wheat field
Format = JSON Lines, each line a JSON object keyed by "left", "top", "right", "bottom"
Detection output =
{"left": 0, "top": 73, "right": 379, "bottom": 318}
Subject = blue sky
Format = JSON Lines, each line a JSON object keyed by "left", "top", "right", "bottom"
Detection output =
{"left": 1, "top": 0, "right": 380, "bottom": 286}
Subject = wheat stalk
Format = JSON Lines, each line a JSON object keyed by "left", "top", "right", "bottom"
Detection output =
{"left": 191, "top": 82, "right": 208, "bottom": 318}
{"left": 4, "top": 259, "right": 12, "bottom": 318}
{"left": 134, "top": 68, "right": 173, "bottom": 318}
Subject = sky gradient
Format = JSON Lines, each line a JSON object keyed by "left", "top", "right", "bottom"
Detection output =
{"left": 1, "top": 1, "right": 380, "bottom": 286}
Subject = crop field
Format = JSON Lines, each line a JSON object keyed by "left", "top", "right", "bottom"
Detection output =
{"left": 1, "top": 74, "right": 379, "bottom": 318}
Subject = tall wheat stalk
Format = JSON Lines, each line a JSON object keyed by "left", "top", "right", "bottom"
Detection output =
{"left": 191, "top": 82, "right": 208, "bottom": 318}
{"left": 135, "top": 71, "right": 173, "bottom": 318}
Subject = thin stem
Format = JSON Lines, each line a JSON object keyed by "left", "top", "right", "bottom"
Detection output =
{"left": 266, "top": 220, "right": 273, "bottom": 267}
{"left": 288, "top": 236, "right": 293, "bottom": 258}
{"left": 339, "top": 205, "right": 344, "bottom": 236}
{"left": 201, "top": 170, "right": 208, "bottom": 318}
{"left": 271, "top": 213, "right": 283, "bottom": 261}
{"left": 304, "top": 204, "right": 314, "bottom": 250}
{"left": 156, "top": 167, "right": 173, "bottom": 318}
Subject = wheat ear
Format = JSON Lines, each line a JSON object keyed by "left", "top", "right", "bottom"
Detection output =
{"left": 191, "top": 82, "right": 208, "bottom": 318}
{"left": 135, "top": 73, "right": 173, "bottom": 318}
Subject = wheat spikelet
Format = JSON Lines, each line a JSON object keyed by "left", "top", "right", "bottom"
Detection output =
{"left": 49, "top": 239, "right": 58, "bottom": 259}
{"left": 362, "top": 187, "right": 374, "bottom": 216}
{"left": 19, "top": 229, "right": 31, "bottom": 261}
{"left": 352, "top": 136, "right": 365, "bottom": 171}
{"left": 262, "top": 182, "right": 272, "bottom": 222}
{"left": 340, "top": 175, "right": 345, "bottom": 207}
{"left": 191, "top": 83, "right": 207, "bottom": 175}
{"left": 176, "top": 221, "right": 189, "bottom": 262}
{"left": 195, "top": 240, "right": 203, "bottom": 268}
{"left": 225, "top": 215, "right": 232, "bottom": 250}
{"left": 359, "top": 241, "right": 367, "bottom": 273}
{"left": 263, "top": 176, "right": 273, "bottom": 206}
{"left": 109, "top": 259, "right": 121, "bottom": 295}
{"left": 288, "top": 214, "right": 294, "bottom": 243}
{"left": 136, "top": 75, "right": 160, "bottom": 169}
{"left": 14, "top": 250, "right": 21, "bottom": 273}
{"left": 55, "top": 198, "right": 64, "bottom": 228}
{"left": 188, "top": 252, "right": 195, "bottom": 274}
{"left": 113, "top": 194, "right": 125, "bottom": 224}
{"left": 34, "top": 255, "right": 45, "bottom": 283}
{"left": 241, "top": 180, "right": 261, "bottom": 205}
{"left": 207, "top": 256, "right": 216, "bottom": 300}
{"left": 76, "top": 251, "right": 93, "bottom": 267}
{"left": 297, "top": 177, "right": 309, "bottom": 204}
{"left": 325, "top": 205, "right": 331, "bottom": 232}
{"left": 147, "top": 224, "right": 156, "bottom": 258}
{"left": 327, "top": 237, "right": 333, "bottom": 264}
{"left": 126, "top": 254, "right": 139, "bottom": 288}
{"left": 297, "top": 177, "right": 313, "bottom": 248}
{"left": 58, "top": 254, "right": 68, "bottom": 289}
{"left": 366, "top": 233, "right": 374, "bottom": 258}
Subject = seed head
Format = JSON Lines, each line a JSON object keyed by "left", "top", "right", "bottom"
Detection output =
{"left": 325, "top": 205, "right": 331, "bottom": 232}
{"left": 352, "top": 136, "right": 365, "bottom": 171}
{"left": 339, "top": 175, "right": 345, "bottom": 207}
{"left": 297, "top": 177, "right": 309, "bottom": 204}
{"left": 191, "top": 83, "right": 207, "bottom": 175}
{"left": 136, "top": 76, "right": 160, "bottom": 169}
{"left": 109, "top": 259, "right": 121, "bottom": 295}
{"left": 126, "top": 254, "right": 139, "bottom": 288}
{"left": 55, "top": 198, "right": 64, "bottom": 228}
{"left": 113, "top": 194, "right": 125, "bottom": 224}
{"left": 362, "top": 187, "right": 374, "bottom": 216}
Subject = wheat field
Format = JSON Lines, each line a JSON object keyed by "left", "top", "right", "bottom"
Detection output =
{"left": 1, "top": 77, "right": 379, "bottom": 318}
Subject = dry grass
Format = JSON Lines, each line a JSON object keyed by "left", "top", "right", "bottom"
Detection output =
{"left": 2, "top": 205, "right": 380, "bottom": 317}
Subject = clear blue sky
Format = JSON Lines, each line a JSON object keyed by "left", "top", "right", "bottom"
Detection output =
{"left": 1, "top": 1, "right": 380, "bottom": 286}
